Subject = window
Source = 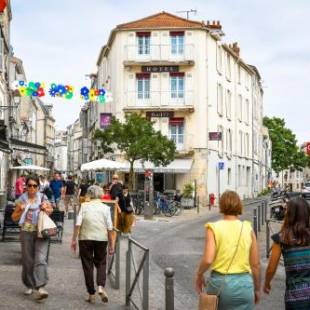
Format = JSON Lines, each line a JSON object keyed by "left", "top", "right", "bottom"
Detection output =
{"left": 238, "top": 165, "right": 241, "bottom": 187}
{"left": 226, "top": 54, "right": 231, "bottom": 80}
{"left": 237, "top": 66, "right": 241, "bottom": 84}
{"left": 137, "top": 32, "right": 150, "bottom": 55}
{"left": 228, "top": 168, "right": 231, "bottom": 185}
{"left": 238, "top": 94, "right": 242, "bottom": 122}
{"left": 245, "top": 99, "right": 250, "bottom": 124}
{"left": 226, "top": 89, "right": 232, "bottom": 120}
{"left": 239, "top": 130, "right": 243, "bottom": 156}
{"left": 170, "top": 73, "right": 184, "bottom": 99}
{"left": 245, "top": 133, "right": 250, "bottom": 157}
{"left": 0, "top": 38, "right": 4, "bottom": 73}
{"left": 246, "top": 167, "right": 251, "bottom": 187}
{"left": 254, "top": 99, "right": 258, "bottom": 120}
{"left": 136, "top": 73, "right": 150, "bottom": 99}
{"left": 169, "top": 118, "right": 184, "bottom": 151}
{"left": 226, "top": 129, "right": 232, "bottom": 157}
{"left": 170, "top": 32, "right": 184, "bottom": 55}
{"left": 218, "top": 125, "right": 224, "bottom": 157}
{"left": 217, "top": 45, "right": 223, "bottom": 73}
{"left": 217, "top": 83, "right": 223, "bottom": 116}
{"left": 253, "top": 131, "right": 258, "bottom": 154}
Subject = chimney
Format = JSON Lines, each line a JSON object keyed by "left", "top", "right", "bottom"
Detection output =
{"left": 232, "top": 42, "right": 240, "bottom": 57}
{"left": 205, "top": 20, "right": 224, "bottom": 38}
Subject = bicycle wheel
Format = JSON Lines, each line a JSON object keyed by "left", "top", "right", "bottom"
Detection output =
{"left": 164, "top": 203, "right": 175, "bottom": 217}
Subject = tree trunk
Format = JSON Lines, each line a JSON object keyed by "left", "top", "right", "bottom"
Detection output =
{"left": 129, "top": 161, "right": 135, "bottom": 191}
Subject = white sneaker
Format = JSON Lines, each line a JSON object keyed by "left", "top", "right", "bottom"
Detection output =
{"left": 85, "top": 294, "right": 96, "bottom": 304}
{"left": 24, "top": 288, "right": 33, "bottom": 296}
{"left": 98, "top": 286, "right": 108, "bottom": 303}
{"left": 34, "top": 287, "right": 49, "bottom": 300}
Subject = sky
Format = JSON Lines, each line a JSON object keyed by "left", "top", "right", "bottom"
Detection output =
{"left": 10, "top": 0, "right": 310, "bottom": 142}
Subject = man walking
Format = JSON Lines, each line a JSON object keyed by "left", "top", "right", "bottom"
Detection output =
{"left": 64, "top": 175, "right": 77, "bottom": 215}
{"left": 50, "top": 172, "right": 65, "bottom": 208}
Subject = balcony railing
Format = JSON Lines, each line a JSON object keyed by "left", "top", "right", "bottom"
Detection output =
{"left": 124, "top": 91, "right": 194, "bottom": 108}
{"left": 124, "top": 44, "right": 195, "bottom": 63}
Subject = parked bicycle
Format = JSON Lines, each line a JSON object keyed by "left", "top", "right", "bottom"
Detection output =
{"left": 154, "top": 194, "right": 177, "bottom": 217}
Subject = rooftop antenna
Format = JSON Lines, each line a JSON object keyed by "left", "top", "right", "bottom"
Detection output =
{"left": 176, "top": 9, "right": 197, "bottom": 20}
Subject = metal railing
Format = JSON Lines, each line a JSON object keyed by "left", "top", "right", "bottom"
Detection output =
{"left": 107, "top": 229, "right": 121, "bottom": 289}
{"left": 124, "top": 44, "right": 195, "bottom": 62}
{"left": 126, "top": 237, "right": 150, "bottom": 310}
{"left": 124, "top": 90, "right": 194, "bottom": 108}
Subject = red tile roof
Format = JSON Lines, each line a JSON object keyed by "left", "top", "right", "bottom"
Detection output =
{"left": 117, "top": 11, "right": 204, "bottom": 30}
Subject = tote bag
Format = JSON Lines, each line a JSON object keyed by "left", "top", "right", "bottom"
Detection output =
{"left": 37, "top": 211, "right": 57, "bottom": 239}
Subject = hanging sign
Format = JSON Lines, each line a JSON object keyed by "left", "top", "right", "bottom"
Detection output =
{"left": 146, "top": 111, "right": 174, "bottom": 118}
{"left": 209, "top": 132, "right": 222, "bottom": 141}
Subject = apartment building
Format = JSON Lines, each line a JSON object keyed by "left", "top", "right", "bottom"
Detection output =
{"left": 82, "top": 12, "right": 271, "bottom": 202}
{"left": 54, "top": 130, "right": 68, "bottom": 173}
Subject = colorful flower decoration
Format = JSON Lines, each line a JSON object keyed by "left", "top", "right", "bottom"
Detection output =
{"left": 13, "top": 81, "right": 45, "bottom": 98}
{"left": 80, "top": 86, "right": 112, "bottom": 104}
{"left": 48, "top": 84, "right": 74, "bottom": 99}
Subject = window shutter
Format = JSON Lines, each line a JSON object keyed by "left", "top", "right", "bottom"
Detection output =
{"left": 161, "top": 73, "right": 169, "bottom": 106}
{"left": 126, "top": 73, "right": 136, "bottom": 107}
{"left": 185, "top": 73, "right": 193, "bottom": 106}
{"left": 150, "top": 73, "right": 159, "bottom": 106}
{"left": 0, "top": 38, "right": 4, "bottom": 73}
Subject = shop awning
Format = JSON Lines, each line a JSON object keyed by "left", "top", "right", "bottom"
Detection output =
{"left": 80, "top": 158, "right": 127, "bottom": 172}
{"left": 10, "top": 165, "right": 50, "bottom": 171}
{"left": 121, "top": 159, "right": 193, "bottom": 174}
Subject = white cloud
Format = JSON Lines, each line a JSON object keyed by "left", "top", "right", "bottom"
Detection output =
{"left": 11, "top": 0, "right": 310, "bottom": 142}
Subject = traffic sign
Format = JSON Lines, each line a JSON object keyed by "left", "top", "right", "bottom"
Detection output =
{"left": 218, "top": 162, "right": 224, "bottom": 170}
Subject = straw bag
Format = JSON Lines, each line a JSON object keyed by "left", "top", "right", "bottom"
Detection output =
{"left": 198, "top": 222, "right": 244, "bottom": 310}
{"left": 37, "top": 211, "right": 57, "bottom": 239}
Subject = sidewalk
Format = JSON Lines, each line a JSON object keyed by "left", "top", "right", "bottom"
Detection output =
{"left": 0, "top": 219, "right": 127, "bottom": 310}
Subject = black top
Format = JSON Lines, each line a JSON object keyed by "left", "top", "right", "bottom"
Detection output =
{"left": 65, "top": 180, "right": 76, "bottom": 195}
{"left": 110, "top": 182, "right": 123, "bottom": 200}
{"left": 79, "top": 183, "right": 88, "bottom": 197}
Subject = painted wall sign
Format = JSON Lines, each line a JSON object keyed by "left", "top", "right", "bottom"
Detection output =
{"left": 141, "top": 66, "right": 179, "bottom": 73}
{"left": 146, "top": 111, "right": 174, "bottom": 118}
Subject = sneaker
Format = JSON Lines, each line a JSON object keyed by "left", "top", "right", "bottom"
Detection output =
{"left": 34, "top": 287, "right": 48, "bottom": 300}
{"left": 85, "top": 294, "right": 96, "bottom": 304}
{"left": 98, "top": 286, "right": 108, "bottom": 303}
{"left": 24, "top": 288, "right": 33, "bottom": 296}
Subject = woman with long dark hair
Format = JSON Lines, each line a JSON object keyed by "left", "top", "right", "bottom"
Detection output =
{"left": 264, "top": 197, "right": 310, "bottom": 309}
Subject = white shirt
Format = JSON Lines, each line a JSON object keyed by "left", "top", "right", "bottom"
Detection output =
{"left": 76, "top": 199, "right": 113, "bottom": 241}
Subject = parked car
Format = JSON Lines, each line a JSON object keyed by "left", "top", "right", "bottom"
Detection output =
{"left": 302, "top": 181, "right": 310, "bottom": 192}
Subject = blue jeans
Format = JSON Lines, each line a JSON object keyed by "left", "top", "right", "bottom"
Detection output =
{"left": 207, "top": 271, "right": 254, "bottom": 310}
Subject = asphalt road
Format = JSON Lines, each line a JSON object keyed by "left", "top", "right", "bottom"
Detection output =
{"left": 132, "top": 204, "right": 285, "bottom": 310}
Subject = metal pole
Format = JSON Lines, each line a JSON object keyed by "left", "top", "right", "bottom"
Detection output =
{"left": 143, "top": 250, "right": 150, "bottom": 310}
{"left": 126, "top": 240, "right": 132, "bottom": 306}
{"left": 266, "top": 220, "right": 270, "bottom": 258}
{"left": 115, "top": 232, "right": 120, "bottom": 289}
{"left": 265, "top": 200, "right": 268, "bottom": 222}
{"left": 165, "top": 267, "right": 175, "bottom": 310}
{"left": 261, "top": 202, "right": 264, "bottom": 226}
{"left": 257, "top": 205, "right": 261, "bottom": 232}
{"left": 194, "top": 179, "right": 197, "bottom": 212}
{"left": 253, "top": 209, "right": 258, "bottom": 237}
{"left": 197, "top": 196, "right": 200, "bottom": 214}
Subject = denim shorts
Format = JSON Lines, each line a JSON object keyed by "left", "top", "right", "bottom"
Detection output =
{"left": 206, "top": 271, "right": 254, "bottom": 310}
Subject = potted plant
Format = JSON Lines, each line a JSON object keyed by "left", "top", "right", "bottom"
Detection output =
{"left": 181, "top": 183, "right": 195, "bottom": 208}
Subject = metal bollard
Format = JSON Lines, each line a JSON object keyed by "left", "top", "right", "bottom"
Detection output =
{"left": 257, "top": 206, "right": 261, "bottom": 232}
{"left": 265, "top": 200, "right": 268, "bottom": 222}
{"left": 266, "top": 220, "right": 270, "bottom": 258}
{"left": 253, "top": 209, "right": 258, "bottom": 237}
{"left": 261, "top": 202, "right": 265, "bottom": 226}
{"left": 165, "top": 267, "right": 175, "bottom": 310}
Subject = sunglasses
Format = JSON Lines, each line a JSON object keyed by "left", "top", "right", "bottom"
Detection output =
{"left": 27, "top": 184, "right": 38, "bottom": 189}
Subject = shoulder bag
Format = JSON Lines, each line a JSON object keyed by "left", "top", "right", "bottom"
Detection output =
{"left": 37, "top": 194, "right": 57, "bottom": 239}
{"left": 198, "top": 222, "right": 244, "bottom": 310}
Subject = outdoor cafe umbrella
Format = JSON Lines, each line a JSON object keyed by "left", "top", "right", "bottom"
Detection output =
{"left": 10, "top": 165, "right": 50, "bottom": 172}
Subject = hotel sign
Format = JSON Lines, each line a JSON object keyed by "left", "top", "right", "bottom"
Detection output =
{"left": 142, "top": 66, "right": 179, "bottom": 73}
{"left": 146, "top": 111, "right": 174, "bottom": 118}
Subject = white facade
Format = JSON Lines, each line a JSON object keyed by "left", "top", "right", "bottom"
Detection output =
{"left": 54, "top": 130, "right": 68, "bottom": 173}
{"left": 92, "top": 12, "right": 271, "bottom": 202}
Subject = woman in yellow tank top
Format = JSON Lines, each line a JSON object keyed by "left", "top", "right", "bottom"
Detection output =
{"left": 195, "top": 191, "right": 261, "bottom": 310}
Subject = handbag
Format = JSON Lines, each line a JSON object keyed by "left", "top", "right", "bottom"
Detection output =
{"left": 198, "top": 222, "right": 244, "bottom": 310}
{"left": 37, "top": 211, "right": 57, "bottom": 239}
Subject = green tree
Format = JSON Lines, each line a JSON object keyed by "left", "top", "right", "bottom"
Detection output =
{"left": 94, "top": 113, "right": 176, "bottom": 190}
{"left": 263, "top": 117, "right": 308, "bottom": 173}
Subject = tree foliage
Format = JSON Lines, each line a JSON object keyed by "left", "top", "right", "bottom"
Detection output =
{"left": 94, "top": 113, "right": 176, "bottom": 189}
{"left": 263, "top": 117, "right": 308, "bottom": 173}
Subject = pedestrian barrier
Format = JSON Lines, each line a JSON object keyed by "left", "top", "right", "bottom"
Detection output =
{"left": 126, "top": 237, "right": 150, "bottom": 310}
{"left": 107, "top": 229, "right": 121, "bottom": 289}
